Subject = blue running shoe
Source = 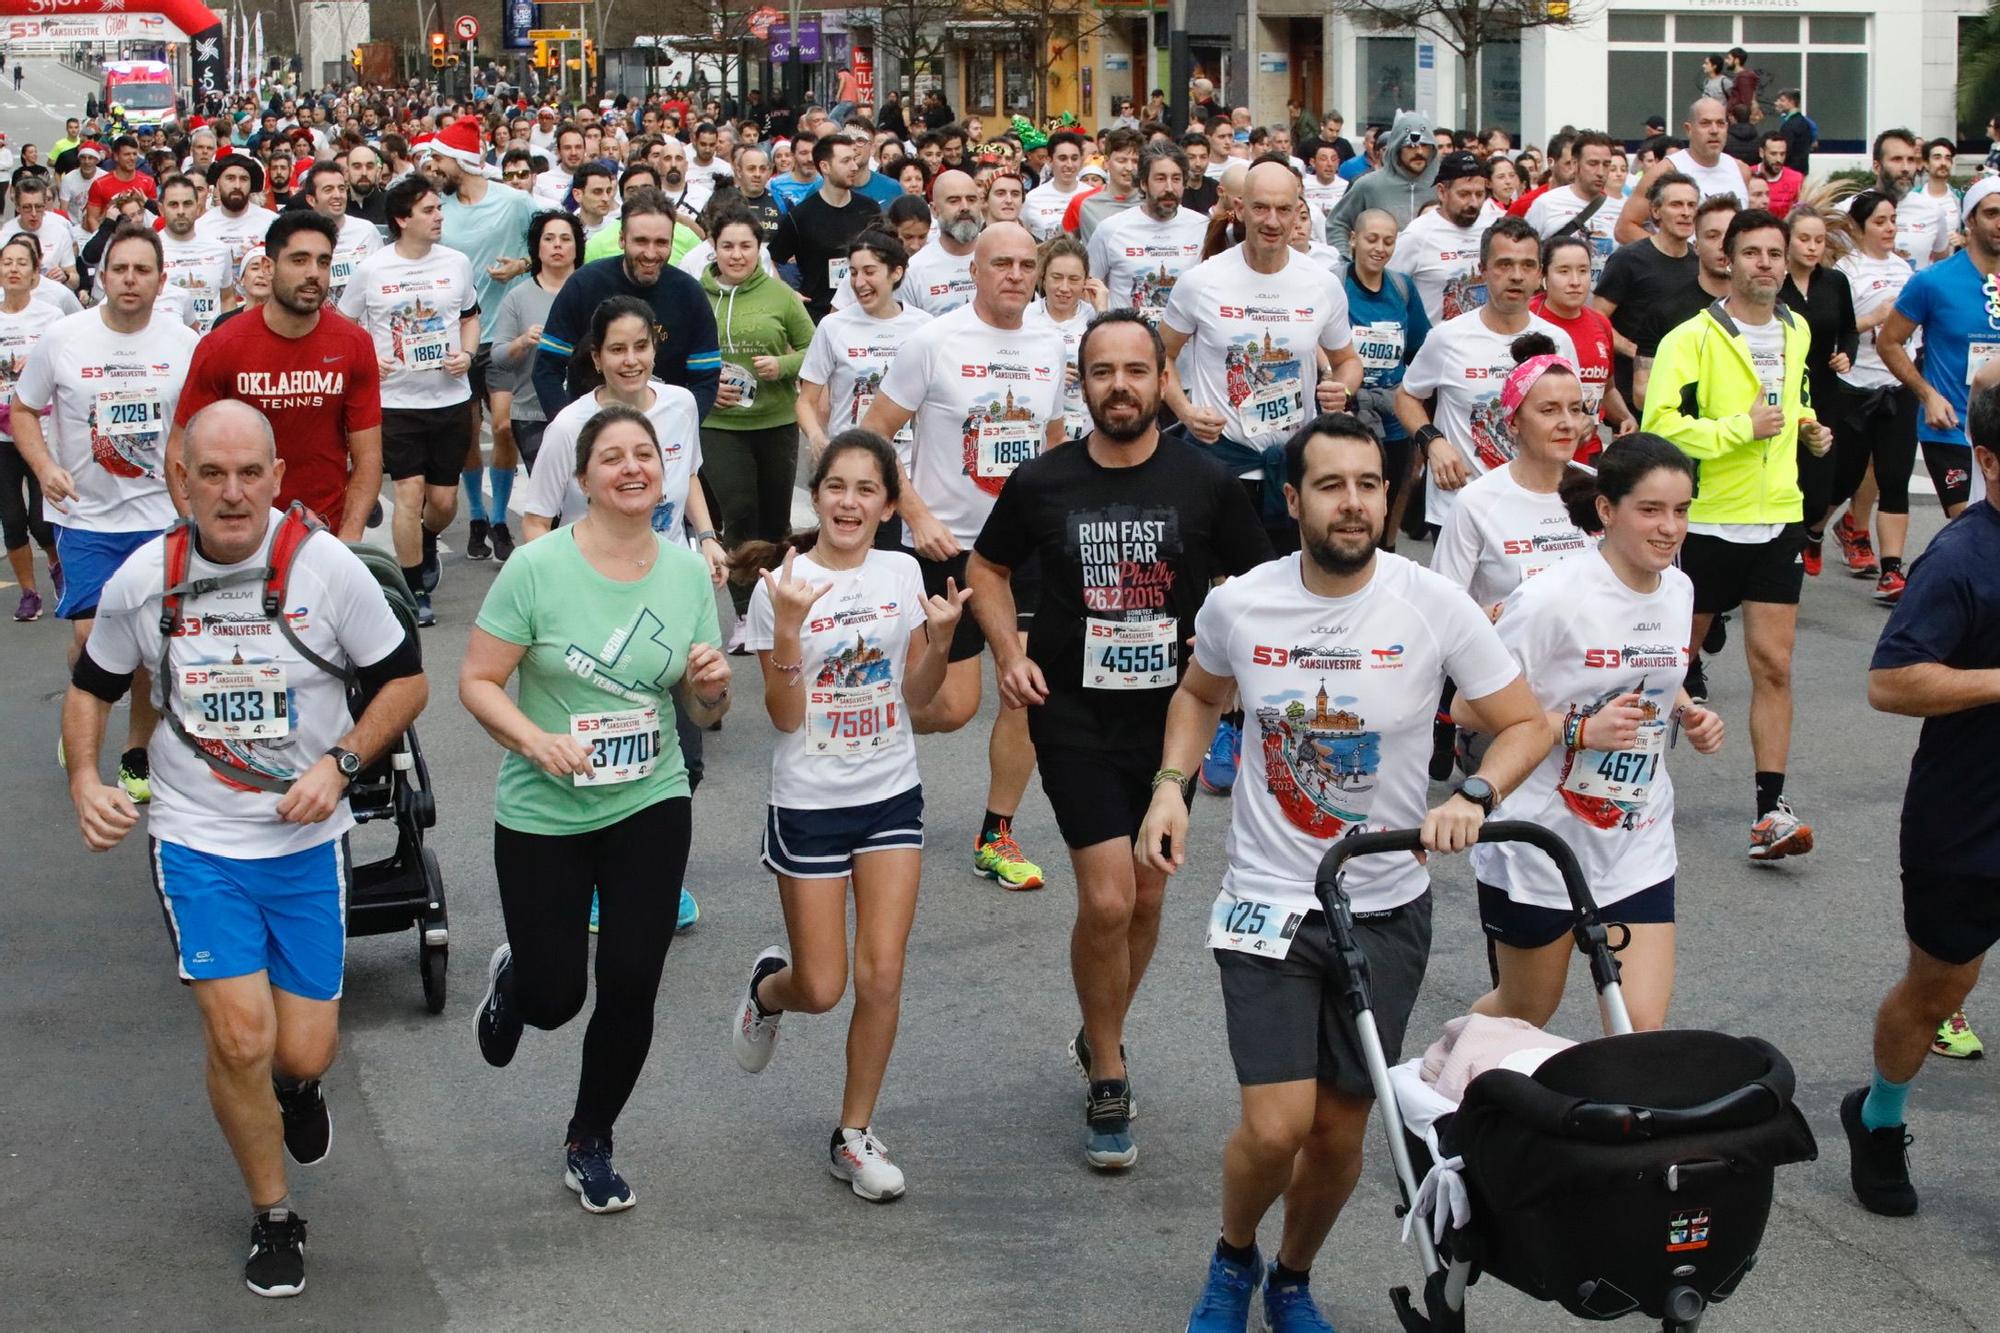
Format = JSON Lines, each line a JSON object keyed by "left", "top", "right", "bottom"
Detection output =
{"left": 1084, "top": 1078, "right": 1137, "bottom": 1170}
{"left": 588, "top": 891, "right": 599, "bottom": 935}
{"left": 564, "top": 1136, "right": 635, "bottom": 1213}
{"left": 1199, "top": 718, "right": 1241, "bottom": 794}
{"left": 677, "top": 888, "right": 699, "bottom": 931}
{"left": 1186, "top": 1245, "right": 1264, "bottom": 1332}
{"left": 1263, "top": 1273, "right": 1336, "bottom": 1331}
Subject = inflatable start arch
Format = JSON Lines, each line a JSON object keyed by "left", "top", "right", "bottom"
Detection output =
{"left": 0, "top": 1, "right": 226, "bottom": 103}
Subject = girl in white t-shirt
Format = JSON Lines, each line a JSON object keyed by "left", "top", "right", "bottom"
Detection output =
{"left": 1831, "top": 190, "right": 1921, "bottom": 597}
{"left": 1027, "top": 235, "right": 1106, "bottom": 441}
{"left": 1465, "top": 435, "right": 1725, "bottom": 1031}
{"left": 730, "top": 430, "right": 966, "bottom": 1204}
{"left": 0, "top": 235, "right": 63, "bottom": 620}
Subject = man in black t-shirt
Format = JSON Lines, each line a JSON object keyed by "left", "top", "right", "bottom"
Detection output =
{"left": 768, "top": 135, "right": 881, "bottom": 320}
{"left": 968, "top": 309, "right": 1271, "bottom": 1171}
{"left": 1590, "top": 170, "right": 1702, "bottom": 408}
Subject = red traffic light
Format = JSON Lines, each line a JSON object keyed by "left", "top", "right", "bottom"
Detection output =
{"left": 429, "top": 32, "right": 447, "bottom": 50}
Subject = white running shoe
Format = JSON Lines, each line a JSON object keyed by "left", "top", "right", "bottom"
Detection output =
{"left": 830, "top": 1127, "right": 907, "bottom": 1202}
{"left": 732, "top": 945, "right": 790, "bottom": 1073}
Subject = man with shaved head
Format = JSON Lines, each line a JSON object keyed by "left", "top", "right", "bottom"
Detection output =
{"left": 1616, "top": 97, "right": 1753, "bottom": 242}
{"left": 898, "top": 167, "right": 984, "bottom": 315}
{"left": 62, "top": 396, "right": 426, "bottom": 1299}
{"left": 861, "top": 220, "right": 1069, "bottom": 907}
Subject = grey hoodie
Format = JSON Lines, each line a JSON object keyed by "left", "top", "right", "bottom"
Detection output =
{"left": 1327, "top": 110, "right": 1439, "bottom": 256}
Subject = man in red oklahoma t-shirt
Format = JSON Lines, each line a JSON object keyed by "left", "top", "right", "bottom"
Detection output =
{"left": 84, "top": 136, "right": 159, "bottom": 228}
{"left": 171, "top": 212, "right": 382, "bottom": 537}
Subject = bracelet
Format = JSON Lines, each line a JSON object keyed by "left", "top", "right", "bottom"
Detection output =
{"left": 769, "top": 659, "right": 804, "bottom": 688}
{"left": 695, "top": 529, "right": 721, "bottom": 544}
{"left": 1562, "top": 709, "right": 1587, "bottom": 754}
{"left": 1151, "top": 767, "right": 1189, "bottom": 792}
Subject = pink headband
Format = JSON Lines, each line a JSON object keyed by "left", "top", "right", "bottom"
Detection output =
{"left": 1500, "top": 353, "right": 1577, "bottom": 425}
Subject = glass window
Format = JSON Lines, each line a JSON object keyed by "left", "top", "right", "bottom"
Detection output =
{"left": 1359, "top": 36, "right": 1415, "bottom": 131}
{"left": 1478, "top": 41, "right": 1520, "bottom": 134}
{"left": 1810, "top": 16, "right": 1866, "bottom": 44}
{"left": 1743, "top": 17, "right": 1798, "bottom": 45}
{"left": 1807, "top": 52, "right": 1867, "bottom": 145}
{"left": 1004, "top": 58, "right": 1033, "bottom": 115}
{"left": 1673, "top": 16, "right": 1732, "bottom": 45}
{"left": 1609, "top": 51, "right": 1666, "bottom": 144}
{"left": 967, "top": 50, "right": 997, "bottom": 114}
{"left": 1753, "top": 52, "right": 1801, "bottom": 129}
{"left": 1608, "top": 14, "right": 1665, "bottom": 42}
{"left": 1672, "top": 51, "right": 1714, "bottom": 112}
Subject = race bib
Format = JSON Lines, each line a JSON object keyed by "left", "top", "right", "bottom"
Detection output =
{"left": 1355, "top": 322, "right": 1405, "bottom": 376}
{"left": 331, "top": 256, "right": 355, "bottom": 289}
{"left": 180, "top": 663, "right": 289, "bottom": 740}
{"left": 1084, "top": 616, "right": 1178, "bottom": 690}
{"left": 1206, "top": 892, "right": 1306, "bottom": 960}
{"left": 189, "top": 290, "right": 219, "bottom": 325}
{"left": 975, "top": 417, "right": 1041, "bottom": 478}
{"left": 1248, "top": 374, "right": 1304, "bottom": 435}
{"left": 805, "top": 678, "right": 899, "bottom": 756}
{"left": 1969, "top": 341, "right": 2000, "bottom": 387}
{"left": 1063, "top": 405, "right": 1091, "bottom": 440}
{"left": 1562, "top": 720, "right": 1666, "bottom": 806}
{"left": 569, "top": 706, "right": 661, "bottom": 786}
{"left": 828, "top": 256, "right": 850, "bottom": 290}
{"left": 401, "top": 326, "right": 450, "bottom": 370}
{"left": 721, "top": 361, "right": 758, "bottom": 409}
{"left": 98, "top": 387, "right": 162, "bottom": 439}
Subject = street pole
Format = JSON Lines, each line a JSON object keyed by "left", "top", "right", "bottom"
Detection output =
{"left": 1169, "top": 0, "right": 1189, "bottom": 131}
{"left": 788, "top": 0, "right": 801, "bottom": 108}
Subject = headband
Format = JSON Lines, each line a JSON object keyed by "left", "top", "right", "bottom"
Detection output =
{"left": 1500, "top": 353, "right": 1577, "bottom": 425}
{"left": 1965, "top": 176, "right": 2000, "bottom": 224}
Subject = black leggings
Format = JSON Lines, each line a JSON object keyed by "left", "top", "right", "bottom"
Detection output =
{"left": 703, "top": 423, "right": 799, "bottom": 611}
{"left": 1829, "top": 385, "right": 1919, "bottom": 520}
{"left": 0, "top": 438, "right": 51, "bottom": 552}
{"left": 493, "top": 796, "right": 692, "bottom": 1145}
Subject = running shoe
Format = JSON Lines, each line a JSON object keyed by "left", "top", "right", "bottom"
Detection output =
{"left": 1186, "top": 1245, "right": 1264, "bottom": 1332}
{"left": 1683, "top": 655, "right": 1709, "bottom": 707}
{"left": 588, "top": 891, "right": 599, "bottom": 934}
{"left": 490, "top": 523, "right": 516, "bottom": 563}
{"left": 975, "top": 829, "right": 1044, "bottom": 890}
{"left": 830, "top": 1126, "right": 907, "bottom": 1202}
{"left": 13, "top": 588, "right": 40, "bottom": 621}
{"left": 274, "top": 1077, "right": 331, "bottom": 1165}
{"left": 1084, "top": 1077, "right": 1137, "bottom": 1170}
{"left": 419, "top": 527, "right": 442, "bottom": 592}
{"left": 677, "top": 888, "right": 699, "bottom": 930}
{"left": 1835, "top": 516, "right": 1878, "bottom": 578}
{"left": 1747, "top": 798, "right": 1814, "bottom": 862}
{"left": 726, "top": 620, "right": 752, "bottom": 656}
{"left": 465, "top": 517, "right": 492, "bottom": 561}
{"left": 1263, "top": 1274, "right": 1337, "bottom": 1332}
{"left": 1703, "top": 613, "right": 1728, "bottom": 656}
{"left": 415, "top": 592, "right": 436, "bottom": 628}
{"left": 1802, "top": 531, "right": 1823, "bottom": 578}
{"left": 1933, "top": 1010, "right": 1984, "bottom": 1059}
{"left": 1840, "top": 1086, "right": 1918, "bottom": 1216}
{"left": 1874, "top": 568, "right": 1907, "bottom": 605}
{"left": 244, "top": 1207, "right": 308, "bottom": 1298}
{"left": 564, "top": 1136, "right": 636, "bottom": 1213}
{"left": 1200, "top": 717, "right": 1242, "bottom": 793}
{"left": 1069, "top": 1026, "right": 1136, "bottom": 1118}
{"left": 732, "top": 945, "right": 790, "bottom": 1073}
{"left": 118, "top": 747, "right": 151, "bottom": 804}
{"left": 476, "top": 943, "right": 523, "bottom": 1068}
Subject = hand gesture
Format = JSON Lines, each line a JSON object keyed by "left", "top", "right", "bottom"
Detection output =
{"left": 74, "top": 780, "right": 139, "bottom": 851}
{"left": 1082, "top": 277, "right": 1110, "bottom": 312}
{"left": 684, "top": 641, "right": 732, "bottom": 704}
{"left": 1184, "top": 405, "right": 1226, "bottom": 444}
{"left": 443, "top": 349, "right": 473, "bottom": 376}
{"left": 1679, "top": 704, "right": 1725, "bottom": 755}
{"left": 759, "top": 547, "right": 833, "bottom": 628}
{"left": 1582, "top": 693, "right": 1648, "bottom": 751}
{"left": 36, "top": 462, "right": 75, "bottom": 513}
{"left": 1747, "top": 399, "right": 1785, "bottom": 440}
{"left": 275, "top": 754, "right": 349, "bottom": 825}
{"left": 921, "top": 575, "right": 972, "bottom": 643}
{"left": 996, "top": 655, "right": 1049, "bottom": 709}
{"left": 1427, "top": 434, "right": 1469, "bottom": 490}
{"left": 751, "top": 354, "right": 783, "bottom": 381}
{"left": 1316, "top": 377, "right": 1348, "bottom": 412}
{"left": 522, "top": 728, "right": 594, "bottom": 780}
{"left": 1798, "top": 418, "right": 1832, "bottom": 457}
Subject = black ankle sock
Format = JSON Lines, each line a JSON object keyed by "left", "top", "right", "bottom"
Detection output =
{"left": 749, "top": 953, "right": 787, "bottom": 1017}
{"left": 1880, "top": 555, "right": 1903, "bottom": 575}
{"left": 402, "top": 565, "right": 424, "bottom": 595}
{"left": 981, "top": 810, "right": 1011, "bottom": 843}
{"left": 1216, "top": 1237, "right": 1257, "bottom": 1267}
{"left": 1271, "top": 1262, "right": 1311, "bottom": 1287}
{"left": 1755, "top": 771, "right": 1785, "bottom": 818}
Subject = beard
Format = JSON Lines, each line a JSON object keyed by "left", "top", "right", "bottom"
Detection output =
{"left": 1087, "top": 389, "right": 1156, "bottom": 442}
{"left": 944, "top": 215, "right": 984, "bottom": 246}
{"left": 272, "top": 278, "right": 324, "bottom": 316}
{"left": 221, "top": 187, "right": 250, "bottom": 211}
{"left": 1303, "top": 515, "right": 1380, "bottom": 576}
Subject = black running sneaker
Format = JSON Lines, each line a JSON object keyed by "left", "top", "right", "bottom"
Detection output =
{"left": 490, "top": 522, "right": 516, "bottom": 563}
{"left": 465, "top": 517, "right": 492, "bottom": 561}
{"left": 1841, "top": 1086, "right": 1918, "bottom": 1216}
{"left": 1703, "top": 613, "right": 1728, "bottom": 656}
{"left": 274, "top": 1078, "right": 331, "bottom": 1165}
{"left": 1084, "top": 1078, "right": 1137, "bottom": 1170}
{"left": 476, "top": 943, "right": 523, "bottom": 1068}
{"left": 1068, "top": 1026, "right": 1136, "bottom": 1118}
{"left": 244, "top": 1207, "right": 307, "bottom": 1298}
{"left": 564, "top": 1136, "right": 636, "bottom": 1213}
{"left": 419, "top": 527, "right": 442, "bottom": 592}
{"left": 1683, "top": 655, "right": 1709, "bottom": 706}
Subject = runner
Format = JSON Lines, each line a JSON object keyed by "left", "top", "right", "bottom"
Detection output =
{"left": 0, "top": 176, "right": 77, "bottom": 290}
{"left": 1137, "top": 413, "right": 1548, "bottom": 1333}
{"left": 1085, "top": 143, "right": 1206, "bottom": 324}
{"left": 1782, "top": 203, "right": 1859, "bottom": 581}
{"left": 1529, "top": 231, "right": 1637, "bottom": 456}
{"left": 154, "top": 174, "right": 237, "bottom": 334}
{"left": 0, "top": 234, "right": 62, "bottom": 621}
{"left": 1027, "top": 235, "right": 1106, "bottom": 443}
{"left": 768, "top": 134, "right": 881, "bottom": 321}
{"left": 1615, "top": 99, "right": 1750, "bottom": 241}
{"left": 797, "top": 230, "right": 933, "bottom": 494}
{"left": 84, "top": 136, "right": 158, "bottom": 230}
{"left": 297, "top": 160, "right": 382, "bottom": 308}
{"left": 1643, "top": 207, "right": 1831, "bottom": 862}
{"left": 969, "top": 309, "right": 1270, "bottom": 1170}
{"left": 1523, "top": 130, "right": 1620, "bottom": 284}
{"left": 487, "top": 209, "right": 583, "bottom": 510}
{"left": 1064, "top": 126, "right": 1143, "bottom": 242}
{"left": 1326, "top": 111, "right": 1440, "bottom": 253}
{"left": 859, "top": 222, "right": 1067, "bottom": 893}
{"left": 1842, "top": 387, "right": 2000, "bottom": 1214}
{"left": 1395, "top": 216, "right": 1577, "bottom": 528}
{"left": 194, "top": 156, "right": 278, "bottom": 272}
{"left": 896, "top": 168, "right": 982, "bottom": 315}
{"left": 1023, "top": 130, "right": 1088, "bottom": 241}
{"left": 172, "top": 210, "right": 383, "bottom": 541}
{"left": 11, "top": 222, "right": 196, "bottom": 801}
{"left": 1342, "top": 208, "right": 1431, "bottom": 542}
{"left": 1385, "top": 150, "right": 1492, "bottom": 323}
{"left": 1591, "top": 171, "right": 1700, "bottom": 413}
{"left": 336, "top": 174, "right": 480, "bottom": 628}
{"left": 464, "top": 402, "right": 732, "bottom": 1214}
{"left": 729, "top": 430, "right": 965, "bottom": 1201}
{"left": 61, "top": 398, "right": 426, "bottom": 1297}
{"left": 1872, "top": 129, "right": 1952, "bottom": 273}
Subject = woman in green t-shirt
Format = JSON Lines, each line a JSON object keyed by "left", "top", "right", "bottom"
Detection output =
{"left": 459, "top": 403, "right": 732, "bottom": 1215}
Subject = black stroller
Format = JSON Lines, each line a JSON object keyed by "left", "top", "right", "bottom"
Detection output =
{"left": 1314, "top": 822, "right": 1817, "bottom": 1333}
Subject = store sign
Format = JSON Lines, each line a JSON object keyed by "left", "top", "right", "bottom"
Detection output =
{"left": 853, "top": 44, "right": 875, "bottom": 103}
{"left": 1257, "top": 51, "right": 1287, "bottom": 74}
{"left": 768, "top": 17, "right": 822, "bottom": 62}
{"left": 503, "top": 0, "right": 534, "bottom": 49}
{"left": 1104, "top": 52, "right": 1130, "bottom": 72}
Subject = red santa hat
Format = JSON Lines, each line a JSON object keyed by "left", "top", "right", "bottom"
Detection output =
{"left": 424, "top": 118, "right": 490, "bottom": 174}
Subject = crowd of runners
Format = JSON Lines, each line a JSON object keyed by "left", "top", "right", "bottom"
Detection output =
{"left": 5, "top": 67, "right": 1998, "bottom": 1327}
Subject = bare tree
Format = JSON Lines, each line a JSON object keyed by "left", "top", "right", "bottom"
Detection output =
{"left": 959, "top": 0, "right": 1110, "bottom": 125}
{"left": 1328, "top": 0, "right": 1596, "bottom": 129}
{"left": 848, "top": 0, "right": 958, "bottom": 103}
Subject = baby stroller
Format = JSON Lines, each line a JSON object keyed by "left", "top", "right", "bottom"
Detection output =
{"left": 1313, "top": 822, "right": 1817, "bottom": 1333}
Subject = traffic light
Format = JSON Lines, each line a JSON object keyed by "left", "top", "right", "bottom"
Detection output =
{"left": 534, "top": 39, "right": 550, "bottom": 69}
{"left": 350, "top": 47, "right": 362, "bottom": 70}
{"left": 430, "top": 32, "right": 447, "bottom": 69}
{"left": 1546, "top": 0, "right": 1571, "bottom": 16}
{"left": 583, "top": 39, "right": 596, "bottom": 77}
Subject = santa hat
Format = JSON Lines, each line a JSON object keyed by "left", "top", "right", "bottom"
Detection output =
{"left": 425, "top": 118, "right": 488, "bottom": 172}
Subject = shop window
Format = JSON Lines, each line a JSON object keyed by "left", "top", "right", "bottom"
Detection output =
{"left": 1359, "top": 36, "right": 1414, "bottom": 129}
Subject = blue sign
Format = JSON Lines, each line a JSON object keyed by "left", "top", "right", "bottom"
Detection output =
{"left": 504, "top": 0, "right": 535, "bottom": 50}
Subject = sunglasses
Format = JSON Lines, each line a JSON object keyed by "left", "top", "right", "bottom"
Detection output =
{"left": 504, "top": 170, "right": 531, "bottom": 180}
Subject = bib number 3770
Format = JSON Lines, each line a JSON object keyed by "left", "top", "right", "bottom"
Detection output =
{"left": 1206, "top": 892, "right": 1305, "bottom": 960}
{"left": 570, "top": 706, "right": 661, "bottom": 786}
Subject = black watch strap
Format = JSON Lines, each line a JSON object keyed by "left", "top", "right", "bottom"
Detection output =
{"left": 1414, "top": 423, "right": 1445, "bottom": 448}
{"left": 328, "top": 746, "right": 361, "bottom": 779}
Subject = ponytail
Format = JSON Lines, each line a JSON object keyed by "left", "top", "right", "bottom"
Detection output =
{"left": 728, "top": 429, "right": 903, "bottom": 586}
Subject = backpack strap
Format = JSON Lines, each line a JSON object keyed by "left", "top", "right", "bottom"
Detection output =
{"left": 263, "top": 502, "right": 349, "bottom": 683}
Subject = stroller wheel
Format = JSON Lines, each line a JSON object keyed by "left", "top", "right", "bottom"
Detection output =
{"left": 418, "top": 847, "right": 448, "bottom": 1015}
{"left": 421, "top": 941, "right": 448, "bottom": 1014}
{"left": 1661, "top": 1284, "right": 1706, "bottom": 1332}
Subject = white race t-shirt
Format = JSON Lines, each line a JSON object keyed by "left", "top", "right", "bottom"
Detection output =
{"left": 1838, "top": 250, "right": 1917, "bottom": 390}
{"left": 1400, "top": 309, "right": 1577, "bottom": 524}
{"left": 876, "top": 303, "right": 1066, "bottom": 545}
{"left": 327, "top": 212, "right": 384, "bottom": 306}
{"left": 193, "top": 204, "right": 280, "bottom": 271}
{"left": 159, "top": 232, "right": 235, "bottom": 333}
{"left": 1892, "top": 188, "right": 1954, "bottom": 272}
{"left": 744, "top": 548, "right": 928, "bottom": 811}
{"left": 0, "top": 297, "right": 63, "bottom": 440}
{"left": 12, "top": 307, "right": 197, "bottom": 532}
{"left": 34, "top": 277, "right": 82, "bottom": 314}
{"left": 514, "top": 382, "right": 704, "bottom": 540}
{"left": 336, "top": 243, "right": 478, "bottom": 410}
{"left": 1430, "top": 465, "right": 1591, "bottom": 612}
{"left": 1523, "top": 186, "right": 1618, "bottom": 284}
{"left": 531, "top": 166, "right": 576, "bottom": 210}
{"left": 1388, "top": 209, "right": 1491, "bottom": 324}
{"left": 1086, "top": 206, "right": 1208, "bottom": 321}
{"left": 1023, "top": 178, "right": 1088, "bottom": 242}
{"left": 898, "top": 243, "right": 975, "bottom": 316}
{"left": 84, "top": 516, "right": 410, "bottom": 857}
{"left": 1473, "top": 549, "right": 1693, "bottom": 910}
{"left": 1161, "top": 246, "right": 1355, "bottom": 450}
{"left": 1026, "top": 297, "right": 1092, "bottom": 440}
{"left": 0, "top": 213, "right": 78, "bottom": 277}
{"left": 799, "top": 302, "right": 934, "bottom": 464}
{"left": 1192, "top": 552, "right": 1520, "bottom": 915}
{"left": 1665, "top": 149, "right": 1745, "bottom": 206}
{"left": 1303, "top": 174, "right": 1349, "bottom": 219}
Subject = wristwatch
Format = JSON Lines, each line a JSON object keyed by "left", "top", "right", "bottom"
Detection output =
{"left": 327, "top": 747, "right": 362, "bottom": 782}
{"left": 1413, "top": 423, "right": 1446, "bottom": 449}
{"left": 1453, "top": 775, "right": 1497, "bottom": 815}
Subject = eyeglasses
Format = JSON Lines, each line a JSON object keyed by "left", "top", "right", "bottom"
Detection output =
{"left": 504, "top": 170, "right": 531, "bottom": 180}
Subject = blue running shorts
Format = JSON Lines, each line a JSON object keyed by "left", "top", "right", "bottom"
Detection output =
{"left": 149, "top": 837, "right": 350, "bottom": 1000}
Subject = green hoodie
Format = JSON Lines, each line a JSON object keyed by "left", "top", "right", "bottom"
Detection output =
{"left": 697, "top": 262, "right": 816, "bottom": 432}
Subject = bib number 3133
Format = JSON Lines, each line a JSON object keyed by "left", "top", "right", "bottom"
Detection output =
{"left": 181, "top": 663, "right": 289, "bottom": 740}
{"left": 1206, "top": 892, "right": 1305, "bottom": 960}
{"left": 570, "top": 706, "right": 661, "bottom": 786}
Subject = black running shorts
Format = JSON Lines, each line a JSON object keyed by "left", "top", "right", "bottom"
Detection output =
{"left": 1903, "top": 867, "right": 2000, "bottom": 967}
{"left": 1678, "top": 524, "right": 1806, "bottom": 614}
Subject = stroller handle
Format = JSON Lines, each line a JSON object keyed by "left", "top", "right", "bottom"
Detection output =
{"left": 1313, "top": 821, "right": 1599, "bottom": 919}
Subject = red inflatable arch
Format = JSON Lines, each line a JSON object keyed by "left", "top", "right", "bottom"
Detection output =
{"left": 0, "top": 1, "right": 226, "bottom": 101}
